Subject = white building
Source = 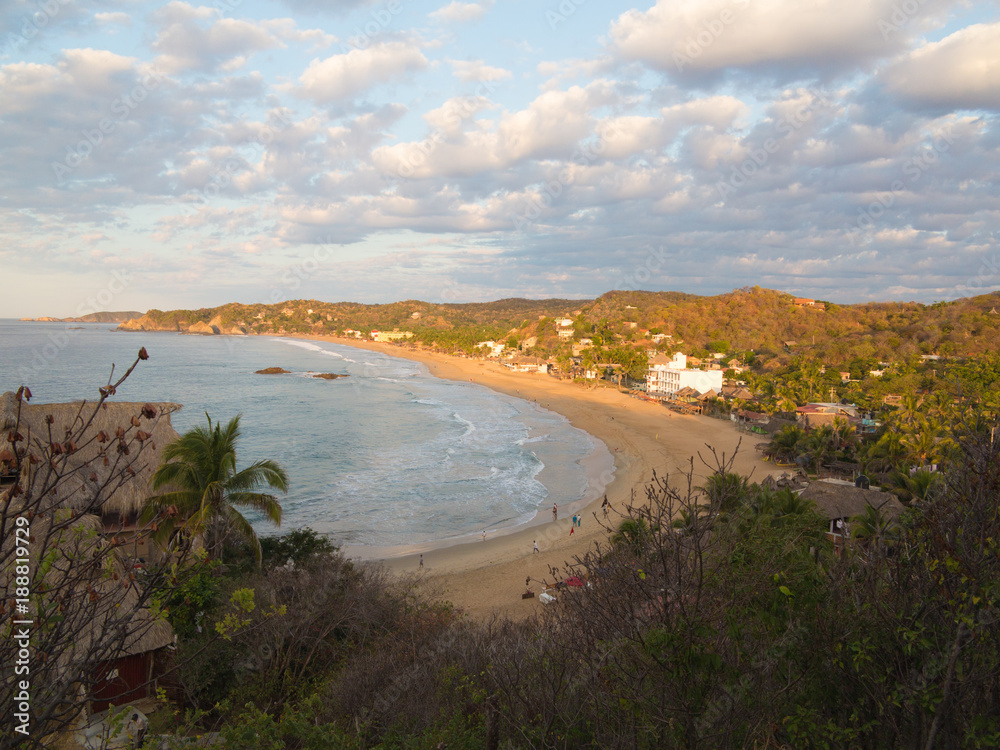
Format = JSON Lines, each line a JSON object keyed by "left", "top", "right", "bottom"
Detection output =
{"left": 646, "top": 353, "right": 723, "bottom": 399}
{"left": 372, "top": 330, "right": 413, "bottom": 342}
{"left": 476, "top": 341, "right": 505, "bottom": 357}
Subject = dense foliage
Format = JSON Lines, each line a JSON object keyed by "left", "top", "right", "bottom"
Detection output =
{"left": 147, "top": 415, "right": 1000, "bottom": 749}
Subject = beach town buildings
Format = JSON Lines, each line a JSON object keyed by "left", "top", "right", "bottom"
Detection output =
{"left": 646, "top": 353, "right": 724, "bottom": 399}
{"left": 371, "top": 330, "right": 414, "bottom": 343}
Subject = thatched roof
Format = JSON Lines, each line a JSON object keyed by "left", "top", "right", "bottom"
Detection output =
{"left": 1, "top": 393, "right": 181, "bottom": 517}
{"left": 0, "top": 390, "right": 18, "bottom": 431}
{"left": 0, "top": 510, "right": 173, "bottom": 678}
{"left": 798, "top": 480, "right": 905, "bottom": 520}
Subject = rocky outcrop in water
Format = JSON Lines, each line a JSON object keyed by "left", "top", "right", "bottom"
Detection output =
{"left": 255, "top": 367, "right": 291, "bottom": 374}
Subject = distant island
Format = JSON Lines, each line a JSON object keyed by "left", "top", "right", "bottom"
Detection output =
{"left": 21, "top": 310, "right": 143, "bottom": 324}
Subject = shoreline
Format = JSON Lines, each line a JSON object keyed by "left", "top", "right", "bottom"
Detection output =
{"left": 287, "top": 335, "right": 778, "bottom": 620}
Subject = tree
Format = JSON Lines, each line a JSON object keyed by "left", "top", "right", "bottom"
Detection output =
{"left": 609, "top": 517, "right": 651, "bottom": 556}
{"left": 144, "top": 415, "right": 288, "bottom": 565}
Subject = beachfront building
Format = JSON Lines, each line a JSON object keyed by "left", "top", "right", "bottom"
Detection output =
{"left": 371, "top": 330, "right": 414, "bottom": 343}
{"left": 475, "top": 341, "right": 506, "bottom": 357}
{"left": 796, "top": 402, "right": 860, "bottom": 429}
{"left": 506, "top": 356, "right": 550, "bottom": 373}
{"left": 646, "top": 353, "right": 723, "bottom": 399}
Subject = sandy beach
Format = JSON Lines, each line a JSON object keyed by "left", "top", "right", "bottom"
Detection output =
{"left": 295, "top": 335, "right": 776, "bottom": 620}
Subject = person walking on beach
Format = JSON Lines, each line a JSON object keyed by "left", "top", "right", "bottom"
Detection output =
{"left": 418, "top": 554, "right": 423, "bottom": 569}
{"left": 552, "top": 503, "right": 558, "bottom": 521}
{"left": 602, "top": 495, "right": 610, "bottom": 517}
{"left": 482, "top": 529, "right": 487, "bottom": 541}
{"left": 533, "top": 540, "right": 539, "bottom": 553}
{"left": 572, "top": 513, "right": 578, "bottom": 527}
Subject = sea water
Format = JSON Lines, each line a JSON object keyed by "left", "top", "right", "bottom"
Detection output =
{"left": 0, "top": 321, "right": 611, "bottom": 551}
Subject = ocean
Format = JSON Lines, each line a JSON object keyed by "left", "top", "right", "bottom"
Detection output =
{"left": 0, "top": 321, "right": 612, "bottom": 553}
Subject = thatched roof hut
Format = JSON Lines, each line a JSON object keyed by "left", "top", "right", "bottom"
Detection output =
{"left": 1, "top": 393, "right": 181, "bottom": 518}
{"left": 0, "top": 390, "right": 19, "bottom": 431}
{"left": 798, "top": 479, "right": 905, "bottom": 522}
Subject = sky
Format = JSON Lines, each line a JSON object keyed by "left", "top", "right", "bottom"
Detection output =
{"left": 1, "top": 0, "right": 999, "bottom": 318}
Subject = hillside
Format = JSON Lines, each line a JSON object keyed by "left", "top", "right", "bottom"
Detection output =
{"left": 112, "top": 288, "right": 1000, "bottom": 369}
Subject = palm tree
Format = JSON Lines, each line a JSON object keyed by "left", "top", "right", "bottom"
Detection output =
{"left": 767, "top": 425, "right": 805, "bottom": 463}
{"left": 850, "top": 502, "right": 899, "bottom": 556}
{"left": 889, "top": 469, "right": 941, "bottom": 504}
{"left": 771, "top": 488, "right": 818, "bottom": 520}
{"left": 144, "top": 414, "right": 288, "bottom": 565}
{"left": 698, "top": 472, "right": 749, "bottom": 514}
{"left": 805, "top": 425, "right": 836, "bottom": 471}
{"left": 859, "top": 430, "right": 906, "bottom": 477}
{"left": 610, "top": 517, "right": 652, "bottom": 556}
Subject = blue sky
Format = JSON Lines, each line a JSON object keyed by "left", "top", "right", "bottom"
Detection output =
{"left": 1, "top": 0, "right": 999, "bottom": 317}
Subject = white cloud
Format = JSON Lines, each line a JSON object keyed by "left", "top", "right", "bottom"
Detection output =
{"left": 94, "top": 12, "right": 131, "bottom": 28}
{"left": 296, "top": 41, "right": 428, "bottom": 102}
{"left": 611, "top": 0, "right": 956, "bottom": 79}
{"left": 449, "top": 59, "right": 511, "bottom": 82}
{"left": 152, "top": 5, "right": 282, "bottom": 73}
{"left": 430, "top": 1, "right": 494, "bottom": 24}
{"left": 881, "top": 23, "right": 1000, "bottom": 111}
